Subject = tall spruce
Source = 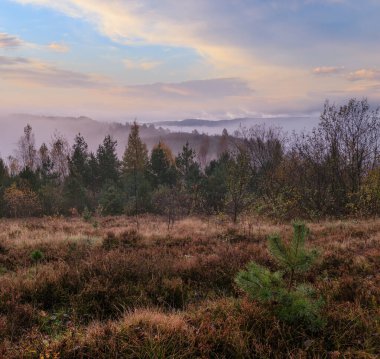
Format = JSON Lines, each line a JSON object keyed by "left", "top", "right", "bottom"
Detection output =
{"left": 201, "top": 153, "right": 229, "bottom": 214}
{"left": 150, "top": 141, "right": 177, "bottom": 188}
{"left": 176, "top": 141, "right": 200, "bottom": 187}
{"left": 65, "top": 134, "right": 91, "bottom": 211}
{"left": 96, "top": 135, "right": 120, "bottom": 187}
{"left": 122, "top": 121, "right": 149, "bottom": 214}
{"left": 68, "top": 134, "right": 90, "bottom": 182}
{"left": 176, "top": 142, "right": 202, "bottom": 213}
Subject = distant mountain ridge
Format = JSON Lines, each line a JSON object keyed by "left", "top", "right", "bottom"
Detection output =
{"left": 155, "top": 116, "right": 316, "bottom": 127}
{"left": 154, "top": 116, "right": 319, "bottom": 134}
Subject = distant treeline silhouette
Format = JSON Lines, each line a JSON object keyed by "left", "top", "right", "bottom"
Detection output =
{"left": 1, "top": 98, "right": 379, "bottom": 221}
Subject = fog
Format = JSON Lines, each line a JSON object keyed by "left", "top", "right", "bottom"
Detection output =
{"left": 0, "top": 114, "right": 319, "bottom": 158}
{"left": 156, "top": 117, "right": 319, "bottom": 136}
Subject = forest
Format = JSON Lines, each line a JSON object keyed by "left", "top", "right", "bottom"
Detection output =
{"left": 1, "top": 98, "right": 380, "bottom": 222}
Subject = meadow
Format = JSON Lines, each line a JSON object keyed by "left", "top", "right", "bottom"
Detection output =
{"left": 0, "top": 215, "right": 378, "bottom": 358}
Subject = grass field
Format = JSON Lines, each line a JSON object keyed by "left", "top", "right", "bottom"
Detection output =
{"left": 0, "top": 215, "right": 379, "bottom": 358}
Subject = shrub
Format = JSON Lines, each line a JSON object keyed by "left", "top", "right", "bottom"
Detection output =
{"left": 357, "top": 168, "right": 380, "bottom": 215}
{"left": 4, "top": 184, "right": 42, "bottom": 217}
{"left": 30, "top": 250, "right": 44, "bottom": 264}
{"left": 82, "top": 206, "right": 92, "bottom": 222}
{"left": 99, "top": 183, "right": 124, "bottom": 215}
{"left": 235, "top": 222, "right": 324, "bottom": 331}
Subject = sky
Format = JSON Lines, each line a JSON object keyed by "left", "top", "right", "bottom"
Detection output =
{"left": 1, "top": 0, "right": 380, "bottom": 122}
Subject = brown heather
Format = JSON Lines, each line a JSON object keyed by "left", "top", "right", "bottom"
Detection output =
{"left": 0, "top": 215, "right": 378, "bottom": 358}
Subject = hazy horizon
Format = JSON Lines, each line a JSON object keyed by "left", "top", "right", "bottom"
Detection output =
{"left": 0, "top": 113, "right": 320, "bottom": 157}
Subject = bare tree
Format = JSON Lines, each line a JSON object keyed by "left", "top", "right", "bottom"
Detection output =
{"left": 292, "top": 98, "right": 380, "bottom": 215}
{"left": 50, "top": 132, "right": 70, "bottom": 183}
{"left": 320, "top": 98, "right": 380, "bottom": 193}
{"left": 17, "top": 124, "right": 37, "bottom": 170}
{"left": 236, "top": 125, "right": 285, "bottom": 199}
{"left": 7, "top": 155, "right": 20, "bottom": 177}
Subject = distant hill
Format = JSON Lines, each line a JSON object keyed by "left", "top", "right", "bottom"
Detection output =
{"left": 154, "top": 116, "right": 319, "bottom": 134}
{"left": 155, "top": 118, "right": 247, "bottom": 127}
{"left": 0, "top": 114, "right": 319, "bottom": 162}
{"left": 0, "top": 115, "right": 227, "bottom": 162}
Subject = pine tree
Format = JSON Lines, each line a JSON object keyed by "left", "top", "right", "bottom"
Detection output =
{"left": 150, "top": 141, "right": 177, "bottom": 188}
{"left": 176, "top": 141, "right": 201, "bottom": 188}
{"left": 65, "top": 134, "right": 91, "bottom": 212}
{"left": 175, "top": 142, "right": 202, "bottom": 213}
{"left": 97, "top": 135, "right": 120, "bottom": 187}
{"left": 68, "top": 133, "right": 90, "bottom": 181}
{"left": 226, "top": 149, "right": 251, "bottom": 223}
{"left": 122, "top": 122, "right": 148, "bottom": 175}
{"left": 87, "top": 152, "right": 99, "bottom": 193}
{"left": 201, "top": 153, "right": 229, "bottom": 214}
{"left": 268, "top": 222, "right": 318, "bottom": 290}
{"left": 122, "top": 121, "right": 149, "bottom": 214}
{"left": 0, "top": 158, "right": 9, "bottom": 216}
{"left": 235, "top": 222, "right": 323, "bottom": 331}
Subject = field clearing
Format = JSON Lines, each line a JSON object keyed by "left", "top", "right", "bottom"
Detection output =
{"left": 0, "top": 215, "right": 379, "bottom": 358}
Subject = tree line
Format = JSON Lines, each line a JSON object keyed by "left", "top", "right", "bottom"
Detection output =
{"left": 1, "top": 98, "right": 380, "bottom": 221}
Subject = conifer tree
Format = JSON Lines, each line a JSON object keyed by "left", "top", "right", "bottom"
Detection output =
{"left": 122, "top": 121, "right": 149, "bottom": 214}
{"left": 176, "top": 142, "right": 202, "bottom": 213}
{"left": 0, "top": 157, "right": 9, "bottom": 216}
{"left": 0, "top": 158, "right": 8, "bottom": 184}
{"left": 176, "top": 141, "right": 201, "bottom": 188}
{"left": 87, "top": 152, "right": 99, "bottom": 193}
{"left": 150, "top": 141, "right": 177, "bottom": 188}
{"left": 64, "top": 134, "right": 91, "bottom": 211}
{"left": 122, "top": 122, "right": 148, "bottom": 176}
{"left": 68, "top": 133, "right": 90, "bottom": 181}
{"left": 97, "top": 135, "right": 120, "bottom": 187}
{"left": 201, "top": 152, "right": 230, "bottom": 214}
{"left": 226, "top": 149, "right": 251, "bottom": 223}
{"left": 235, "top": 222, "right": 323, "bottom": 331}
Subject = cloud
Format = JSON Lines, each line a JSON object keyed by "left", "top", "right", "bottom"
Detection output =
{"left": 9, "top": 0, "right": 261, "bottom": 76}
{"left": 312, "top": 66, "right": 344, "bottom": 75}
{"left": 0, "top": 55, "right": 107, "bottom": 88}
{"left": 48, "top": 42, "right": 70, "bottom": 53}
{"left": 7, "top": 0, "right": 380, "bottom": 118}
{"left": 0, "top": 32, "right": 23, "bottom": 48}
{"left": 347, "top": 69, "right": 380, "bottom": 81}
{"left": 128, "top": 78, "right": 254, "bottom": 99}
{"left": 124, "top": 58, "right": 161, "bottom": 71}
{"left": 0, "top": 56, "right": 29, "bottom": 65}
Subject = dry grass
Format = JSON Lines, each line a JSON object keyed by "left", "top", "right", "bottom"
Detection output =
{"left": 0, "top": 215, "right": 379, "bottom": 358}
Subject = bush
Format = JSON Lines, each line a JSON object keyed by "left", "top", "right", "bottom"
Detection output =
{"left": 82, "top": 206, "right": 92, "bottom": 222}
{"left": 30, "top": 250, "right": 44, "bottom": 264}
{"left": 357, "top": 168, "right": 380, "bottom": 215}
{"left": 99, "top": 183, "right": 124, "bottom": 215}
{"left": 3, "top": 184, "right": 42, "bottom": 217}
